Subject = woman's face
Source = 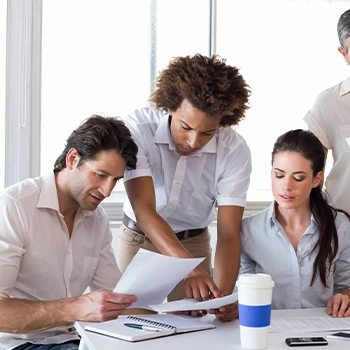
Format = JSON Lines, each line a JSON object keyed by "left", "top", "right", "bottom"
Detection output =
{"left": 271, "top": 151, "right": 322, "bottom": 212}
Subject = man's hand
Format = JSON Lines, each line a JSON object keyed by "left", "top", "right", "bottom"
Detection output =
{"left": 327, "top": 293, "right": 350, "bottom": 318}
{"left": 75, "top": 290, "right": 138, "bottom": 322}
{"left": 184, "top": 266, "right": 221, "bottom": 301}
{"left": 208, "top": 301, "right": 238, "bottom": 322}
{"left": 0, "top": 290, "right": 138, "bottom": 334}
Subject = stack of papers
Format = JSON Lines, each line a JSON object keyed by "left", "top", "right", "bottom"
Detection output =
{"left": 270, "top": 316, "right": 350, "bottom": 333}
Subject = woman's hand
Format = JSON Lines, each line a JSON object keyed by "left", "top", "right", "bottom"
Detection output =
{"left": 327, "top": 293, "right": 350, "bottom": 318}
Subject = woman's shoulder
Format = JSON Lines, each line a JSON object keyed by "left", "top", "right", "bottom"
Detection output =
{"left": 242, "top": 204, "right": 272, "bottom": 230}
{"left": 334, "top": 210, "right": 350, "bottom": 229}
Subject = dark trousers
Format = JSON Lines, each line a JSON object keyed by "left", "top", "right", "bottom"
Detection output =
{"left": 13, "top": 340, "right": 80, "bottom": 350}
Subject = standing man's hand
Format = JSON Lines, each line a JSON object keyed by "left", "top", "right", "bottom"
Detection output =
{"left": 208, "top": 301, "right": 239, "bottom": 322}
{"left": 184, "top": 266, "right": 221, "bottom": 301}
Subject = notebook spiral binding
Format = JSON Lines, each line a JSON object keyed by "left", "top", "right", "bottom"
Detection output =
{"left": 126, "top": 315, "right": 177, "bottom": 330}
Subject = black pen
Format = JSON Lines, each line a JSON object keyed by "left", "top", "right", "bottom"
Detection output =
{"left": 124, "top": 323, "right": 162, "bottom": 332}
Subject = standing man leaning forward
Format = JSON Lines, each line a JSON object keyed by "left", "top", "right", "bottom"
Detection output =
{"left": 0, "top": 115, "right": 138, "bottom": 350}
{"left": 118, "top": 54, "right": 252, "bottom": 322}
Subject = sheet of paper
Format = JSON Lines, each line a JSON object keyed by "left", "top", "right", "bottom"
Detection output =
{"left": 270, "top": 316, "right": 350, "bottom": 333}
{"left": 346, "top": 137, "right": 350, "bottom": 147}
{"left": 114, "top": 249, "right": 204, "bottom": 308}
{"left": 149, "top": 292, "right": 238, "bottom": 312}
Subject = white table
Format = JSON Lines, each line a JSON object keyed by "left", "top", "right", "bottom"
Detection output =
{"left": 75, "top": 308, "right": 350, "bottom": 350}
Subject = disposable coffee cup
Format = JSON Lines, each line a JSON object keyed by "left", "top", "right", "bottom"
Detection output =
{"left": 236, "top": 273, "right": 275, "bottom": 349}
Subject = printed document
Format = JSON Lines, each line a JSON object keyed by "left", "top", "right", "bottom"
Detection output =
{"left": 270, "top": 315, "right": 350, "bottom": 333}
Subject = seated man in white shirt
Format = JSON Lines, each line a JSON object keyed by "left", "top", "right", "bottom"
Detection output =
{"left": 0, "top": 115, "right": 139, "bottom": 350}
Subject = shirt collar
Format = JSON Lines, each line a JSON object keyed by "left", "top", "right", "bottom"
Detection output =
{"left": 268, "top": 201, "right": 277, "bottom": 227}
{"left": 268, "top": 200, "right": 317, "bottom": 232}
{"left": 37, "top": 171, "right": 92, "bottom": 217}
{"left": 153, "top": 113, "right": 217, "bottom": 154}
{"left": 37, "top": 171, "right": 60, "bottom": 211}
{"left": 340, "top": 76, "right": 350, "bottom": 96}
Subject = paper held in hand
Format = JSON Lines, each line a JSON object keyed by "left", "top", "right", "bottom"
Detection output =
{"left": 113, "top": 249, "right": 204, "bottom": 309}
{"left": 149, "top": 292, "right": 238, "bottom": 312}
{"left": 113, "top": 249, "right": 237, "bottom": 312}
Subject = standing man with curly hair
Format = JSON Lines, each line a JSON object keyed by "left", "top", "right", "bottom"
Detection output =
{"left": 119, "top": 54, "right": 251, "bottom": 322}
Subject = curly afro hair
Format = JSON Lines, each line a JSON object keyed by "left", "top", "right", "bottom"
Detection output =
{"left": 149, "top": 54, "right": 251, "bottom": 127}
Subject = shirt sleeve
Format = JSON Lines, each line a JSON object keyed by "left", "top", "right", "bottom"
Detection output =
{"left": 303, "top": 89, "right": 334, "bottom": 149}
{"left": 0, "top": 195, "right": 27, "bottom": 298}
{"left": 333, "top": 213, "right": 350, "bottom": 294}
{"left": 303, "top": 110, "right": 331, "bottom": 149}
{"left": 216, "top": 134, "right": 252, "bottom": 207}
{"left": 123, "top": 110, "right": 154, "bottom": 182}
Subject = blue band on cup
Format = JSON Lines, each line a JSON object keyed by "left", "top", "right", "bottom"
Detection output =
{"left": 238, "top": 304, "right": 272, "bottom": 328}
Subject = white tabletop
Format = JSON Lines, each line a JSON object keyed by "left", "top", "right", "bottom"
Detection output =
{"left": 75, "top": 308, "right": 350, "bottom": 350}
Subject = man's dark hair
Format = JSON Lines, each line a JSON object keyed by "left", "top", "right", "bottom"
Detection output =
{"left": 149, "top": 54, "right": 251, "bottom": 127}
{"left": 54, "top": 114, "right": 138, "bottom": 172}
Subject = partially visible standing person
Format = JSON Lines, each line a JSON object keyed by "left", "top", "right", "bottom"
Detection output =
{"left": 119, "top": 54, "right": 252, "bottom": 322}
{"left": 304, "top": 9, "right": 350, "bottom": 214}
{"left": 0, "top": 115, "right": 138, "bottom": 350}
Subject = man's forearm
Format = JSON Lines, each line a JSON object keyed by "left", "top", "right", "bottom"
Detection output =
{"left": 214, "top": 238, "right": 240, "bottom": 295}
{"left": 0, "top": 290, "right": 138, "bottom": 334}
{"left": 0, "top": 297, "right": 77, "bottom": 334}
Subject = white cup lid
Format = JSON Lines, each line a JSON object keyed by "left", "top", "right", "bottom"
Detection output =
{"left": 236, "top": 273, "right": 275, "bottom": 288}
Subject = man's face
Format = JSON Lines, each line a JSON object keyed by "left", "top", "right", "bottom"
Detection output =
{"left": 168, "top": 99, "right": 222, "bottom": 156}
{"left": 67, "top": 149, "right": 126, "bottom": 211}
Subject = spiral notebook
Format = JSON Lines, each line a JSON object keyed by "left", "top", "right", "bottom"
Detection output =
{"left": 85, "top": 314, "right": 216, "bottom": 342}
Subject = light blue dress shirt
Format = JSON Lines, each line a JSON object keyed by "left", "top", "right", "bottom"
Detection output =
{"left": 240, "top": 202, "right": 350, "bottom": 309}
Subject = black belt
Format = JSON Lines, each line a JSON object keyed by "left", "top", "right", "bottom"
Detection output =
{"left": 122, "top": 214, "right": 207, "bottom": 240}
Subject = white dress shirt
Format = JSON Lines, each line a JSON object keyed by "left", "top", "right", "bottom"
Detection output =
{"left": 240, "top": 202, "right": 350, "bottom": 309}
{"left": 123, "top": 107, "right": 251, "bottom": 232}
{"left": 0, "top": 172, "right": 121, "bottom": 349}
{"left": 304, "top": 76, "right": 350, "bottom": 213}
